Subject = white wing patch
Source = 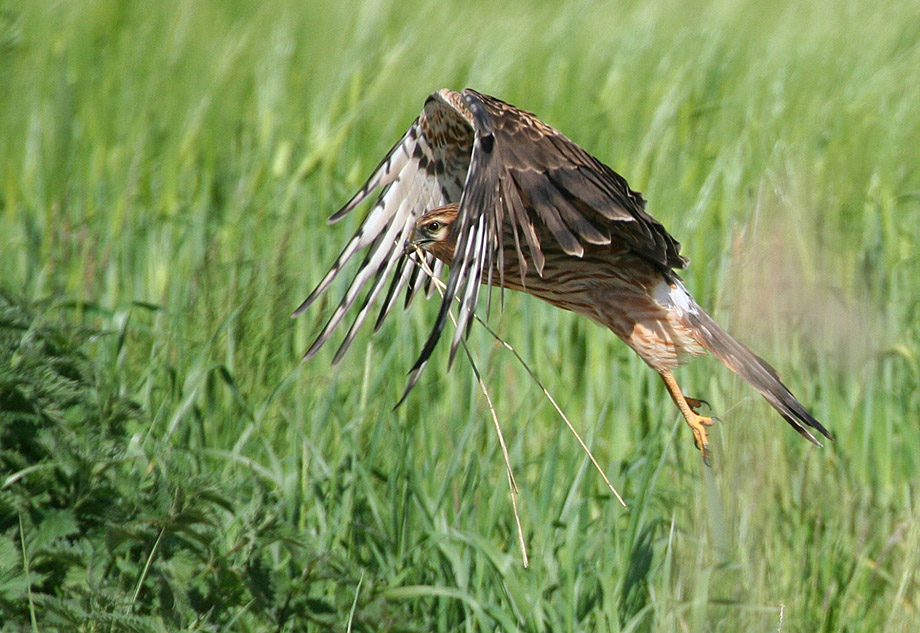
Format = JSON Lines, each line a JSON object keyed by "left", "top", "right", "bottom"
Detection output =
{"left": 294, "top": 91, "right": 477, "bottom": 370}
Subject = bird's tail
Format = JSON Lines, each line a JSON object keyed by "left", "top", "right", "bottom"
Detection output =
{"left": 685, "top": 306, "right": 833, "bottom": 446}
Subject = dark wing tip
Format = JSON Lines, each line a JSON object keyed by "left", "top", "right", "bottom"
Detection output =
{"left": 328, "top": 206, "right": 351, "bottom": 224}
{"left": 301, "top": 339, "right": 324, "bottom": 362}
{"left": 292, "top": 296, "right": 315, "bottom": 318}
{"left": 393, "top": 365, "right": 424, "bottom": 410}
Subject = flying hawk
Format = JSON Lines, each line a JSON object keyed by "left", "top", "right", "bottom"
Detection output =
{"left": 294, "top": 88, "right": 833, "bottom": 462}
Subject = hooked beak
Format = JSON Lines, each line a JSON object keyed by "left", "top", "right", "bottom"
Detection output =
{"left": 406, "top": 228, "right": 432, "bottom": 255}
{"left": 409, "top": 228, "right": 433, "bottom": 248}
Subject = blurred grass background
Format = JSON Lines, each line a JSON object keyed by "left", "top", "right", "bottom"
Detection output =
{"left": 1, "top": 0, "right": 919, "bottom": 630}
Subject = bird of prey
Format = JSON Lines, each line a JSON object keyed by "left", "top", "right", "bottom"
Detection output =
{"left": 294, "top": 88, "right": 833, "bottom": 462}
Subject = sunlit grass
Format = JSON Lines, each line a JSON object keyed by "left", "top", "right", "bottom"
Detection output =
{"left": 1, "top": 0, "right": 919, "bottom": 630}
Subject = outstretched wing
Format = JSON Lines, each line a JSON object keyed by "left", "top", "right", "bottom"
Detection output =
{"left": 470, "top": 89, "right": 687, "bottom": 275}
{"left": 296, "top": 88, "right": 687, "bottom": 402}
{"left": 398, "top": 90, "right": 504, "bottom": 400}
{"left": 401, "top": 89, "right": 689, "bottom": 399}
{"left": 292, "top": 90, "right": 475, "bottom": 366}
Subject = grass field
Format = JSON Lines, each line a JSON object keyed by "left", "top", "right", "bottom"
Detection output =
{"left": 2, "top": 0, "right": 919, "bottom": 631}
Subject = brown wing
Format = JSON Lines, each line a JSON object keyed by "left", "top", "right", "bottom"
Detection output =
{"left": 296, "top": 88, "right": 688, "bottom": 403}
{"left": 468, "top": 89, "right": 687, "bottom": 276}
{"left": 406, "top": 90, "right": 689, "bottom": 397}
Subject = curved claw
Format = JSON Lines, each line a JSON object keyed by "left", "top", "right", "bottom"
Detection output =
{"left": 689, "top": 423, "right": 714, "bottom": 467}
{"left": 685, "top": 396, "right": 711, "bottom": 414}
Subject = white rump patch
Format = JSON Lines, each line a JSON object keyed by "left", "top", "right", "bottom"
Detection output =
{"left": 653, "top": 279, "right": 696, "bottom": 316}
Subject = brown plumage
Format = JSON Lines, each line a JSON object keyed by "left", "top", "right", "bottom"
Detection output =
{"left": 295, "top": 88, "right": 833, "bottom": 461}
{"left": 411, "top": 204, "right": 833, "bottom": 460}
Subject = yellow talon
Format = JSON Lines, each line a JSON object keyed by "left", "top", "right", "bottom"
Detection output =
{"left": 684, "top": 396, "right": 710, "bottom": 414}
{"left": 684, "top": 411, "right": 715, "bottom": 466}
{"left": 660, "top": 371, "right": 717, "bottom": 466}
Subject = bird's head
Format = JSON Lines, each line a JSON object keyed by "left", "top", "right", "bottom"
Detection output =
{"left": 410, "top": 203, "right": 460, "bottom": 264}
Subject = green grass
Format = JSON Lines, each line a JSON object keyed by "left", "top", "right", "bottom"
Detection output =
{"left": 1, "top": 0, "right": 919, "bottom": 630}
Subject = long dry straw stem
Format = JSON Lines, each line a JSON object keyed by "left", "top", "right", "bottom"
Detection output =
{"left": 472, "top": 314, "right": 627, "bottom": 508}
{"left": 414, "top": 248, "right": 626, "bottom": 515}
{"left": 413, "top": 249, "right": 529, "bottom": 566}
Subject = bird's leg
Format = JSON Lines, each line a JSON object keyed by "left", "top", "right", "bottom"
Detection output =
{"left": 660, "top": 370, "right": 716, "bottom": 466}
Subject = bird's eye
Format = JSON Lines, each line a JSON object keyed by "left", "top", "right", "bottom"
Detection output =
{"left": 428, "top": 221, "right": 441, "bottom": 232}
